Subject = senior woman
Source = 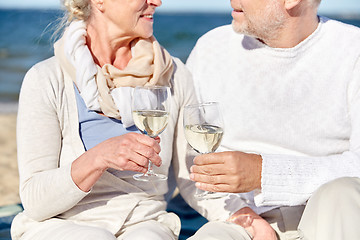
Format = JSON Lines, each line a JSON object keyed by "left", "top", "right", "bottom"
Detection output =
{"left": 11, "top": 0, "right": 197, "bottom": 239}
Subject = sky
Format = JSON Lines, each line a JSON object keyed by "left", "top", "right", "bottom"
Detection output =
{"left": 0, "top": 0, "right": 359, "bottom": 15}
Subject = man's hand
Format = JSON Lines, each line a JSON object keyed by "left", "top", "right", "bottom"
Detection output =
{"left": 228, "top": 207, "right": 277, "bottom": 240}
{"left": 189, "top": 151, "right": 262, "bottom": 193}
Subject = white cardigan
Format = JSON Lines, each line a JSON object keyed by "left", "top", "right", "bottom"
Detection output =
{"left": 12, "top": 52, "right": 189, "bottom": 237}
{"left": 12, "top": 51, "right": 247, "bottom": 239}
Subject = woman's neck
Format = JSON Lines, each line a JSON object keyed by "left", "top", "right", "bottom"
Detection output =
{"left": 86, "top": 20, "right": 134, "bottom": 70}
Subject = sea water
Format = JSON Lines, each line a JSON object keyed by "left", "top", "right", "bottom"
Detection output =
{"left": 0, "top": 9, "right": 233, "bottom": 106}
{"left": 1, "top": 9, "right": 359, "bottom": 108}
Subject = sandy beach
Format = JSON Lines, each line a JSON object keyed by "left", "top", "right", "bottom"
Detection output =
{"left": 0, "top": 113, "right": 20, "bottom": 206}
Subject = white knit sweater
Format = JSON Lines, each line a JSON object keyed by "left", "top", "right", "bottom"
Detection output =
{"left": 186, "top": 17, "right": 360, "bottom": 214}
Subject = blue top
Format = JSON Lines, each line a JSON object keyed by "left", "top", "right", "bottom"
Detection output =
{"left": 74, "top": 86, "right": 139, "bottom": 151}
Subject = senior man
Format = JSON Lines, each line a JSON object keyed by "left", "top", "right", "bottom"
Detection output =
{"left": 185, "top": 0, "right": 360, "bottom": 239}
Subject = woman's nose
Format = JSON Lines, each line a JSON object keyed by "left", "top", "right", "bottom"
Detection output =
{"left": 147, "top": 0, "right": 162, "bottom": 7}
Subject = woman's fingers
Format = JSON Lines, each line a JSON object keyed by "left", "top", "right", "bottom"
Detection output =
{"left": 134, "top": 133, "right": 161, "bottom": 154}
{"left": 132, "top": 135, "right": 162, "bottom": 167}
{"left": 109, "top": 133, "right": 162, "bottom": 171}
{"left": 95, "top": 133, "right": 163, "bottom": 173}
{"left": 121, "top": 158, "right": 148, "bottom": 173}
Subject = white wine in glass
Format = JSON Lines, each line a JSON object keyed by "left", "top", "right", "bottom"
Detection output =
{"left": 132, "top": 110, "right": 169, "bottom": 137}
{"left": 132, "top": 86, "right": 171, "bottom": 181}
{"left": 183, "top": 102, "right": 227, "bottom": 199}
{"left": 184, "top": 124, "right": 224, "bottom": 154}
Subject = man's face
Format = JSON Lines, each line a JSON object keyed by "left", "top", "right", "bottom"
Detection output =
{"left": 230, "top": 0, "right": 286, "bottom": 41}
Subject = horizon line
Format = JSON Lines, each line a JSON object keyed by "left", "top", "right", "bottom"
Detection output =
{"left": 0, "top": 6, "right": 360, "bottom": 18}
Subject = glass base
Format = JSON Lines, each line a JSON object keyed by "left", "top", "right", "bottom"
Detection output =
{"left": 133, "top": 172, "right": 168, "bottom": 182}
{"left": 195, "top": 190, "right": 229, "bottom": 200}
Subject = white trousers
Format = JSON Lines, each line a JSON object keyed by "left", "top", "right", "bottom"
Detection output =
{"left": 20, "top": 219, "right": 176, "bottom": 240}
{"left": 189, "top": 177, "right": 360, "bottom": 240}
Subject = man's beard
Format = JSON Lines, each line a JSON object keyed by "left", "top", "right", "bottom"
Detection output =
{"left": 232, "top": 2, "right": 286, "bottom": 42}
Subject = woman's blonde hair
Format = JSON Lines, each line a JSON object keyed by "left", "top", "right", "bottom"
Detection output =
{"left": 63, "top": 0, "right": 92, "bottom": 21}
{"left": 51, "top": 0, "right": 91, "bottom": 42}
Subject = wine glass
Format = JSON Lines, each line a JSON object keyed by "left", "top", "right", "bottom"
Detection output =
{"left": 132, "top": 86, "right": 171, "bottom": 181}
{"left": 183, "top": 102, "right": 227, "bottom": 199}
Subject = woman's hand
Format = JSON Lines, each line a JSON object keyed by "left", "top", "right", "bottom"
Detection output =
{"left": 71, "top": 132, "right": 161, "bottom": 192}
{"left": 228, "top": 207, "right": 277, "bottom": 240}
{"left": 189, "top": 151, "right": 262, "bottom": 193}
{"left": 94, "top": 132, "right": 161, "bottom": 172}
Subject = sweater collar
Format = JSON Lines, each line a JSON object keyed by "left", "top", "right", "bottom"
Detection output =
{"left": 241, "top": 16, "right": 325, "bottom": 57}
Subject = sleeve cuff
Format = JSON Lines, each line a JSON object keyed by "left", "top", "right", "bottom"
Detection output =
{"left": 64, "top": 162, "right": 91, "bottom": 198}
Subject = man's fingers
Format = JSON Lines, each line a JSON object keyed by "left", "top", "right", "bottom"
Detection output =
{"left": 190, "top": 164, "right": 226, "bottom": 175}
{"left": 195, "top": 181, "right": 230, "bottom": 193}
{"left": 193, "top": 152, "right": 225, "bottom": 165}
{"left": 190, "top": 171, "right": 227, "bottom": 184}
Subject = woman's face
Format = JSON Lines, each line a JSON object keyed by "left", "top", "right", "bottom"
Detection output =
{"left": 102, "top": 0, "right": 162, "bottom": 39}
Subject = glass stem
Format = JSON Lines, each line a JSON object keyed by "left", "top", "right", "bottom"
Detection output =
{"left": 147, "top": 161, "right": 155, "bottom": 175}
{"left": 145, "top": 135, "right": 156, "bottom": 176}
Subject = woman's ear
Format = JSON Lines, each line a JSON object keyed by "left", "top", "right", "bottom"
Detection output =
{"left": 90, "top": 0, "right": 105, "bottom": 12}
{"left": 284, "top": 0, "right": 302, "bottom": 10}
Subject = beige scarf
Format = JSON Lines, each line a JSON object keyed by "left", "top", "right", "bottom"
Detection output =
{"left": 97, "top": 37, "right": 174, "bottom": 120}
{"left": 54, "top": 20, "right": 174, "bottom": 125}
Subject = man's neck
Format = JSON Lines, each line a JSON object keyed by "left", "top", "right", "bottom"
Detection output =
{"left": 262, "top": 9, "right": 319, "bottom": 48}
